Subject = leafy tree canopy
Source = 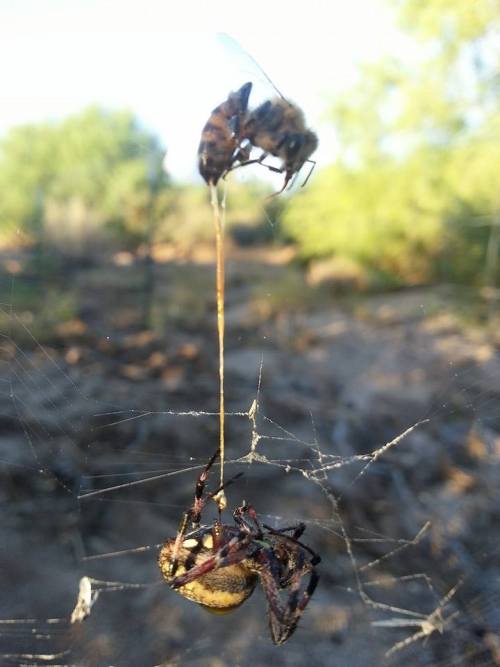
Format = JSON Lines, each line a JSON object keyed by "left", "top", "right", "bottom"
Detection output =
{"left": 282, "top": 0, "right": 500, "bottom": 286}
{"left": 0, "top": 107, "right": 168, "bottom": 248}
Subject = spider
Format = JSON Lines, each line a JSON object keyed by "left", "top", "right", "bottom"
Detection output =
{"left": 158, "top": 451, "right": 320, "bottom": 645}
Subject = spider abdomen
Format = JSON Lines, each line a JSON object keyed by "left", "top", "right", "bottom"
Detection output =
{"left": 159, "top": 539, "right": 258, "bottom": 612}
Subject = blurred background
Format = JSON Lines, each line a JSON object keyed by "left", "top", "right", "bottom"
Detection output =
{"left": 1, "top": 2, "right": 500, "bottom": 666}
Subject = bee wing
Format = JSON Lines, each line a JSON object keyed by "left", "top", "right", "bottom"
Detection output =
{"left": 216, "top": 32, "right": 289, "bottom": 106}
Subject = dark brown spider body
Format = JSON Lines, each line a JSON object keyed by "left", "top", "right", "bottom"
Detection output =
{"left": 158, "top": 452, "right": 320, "bottom": 645}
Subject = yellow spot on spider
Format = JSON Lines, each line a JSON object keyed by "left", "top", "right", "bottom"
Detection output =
{"left": 202, "top": 534, "right": 214, "bottom": 549}
{"left": 182, "top": 538, "right": 198, "bottom": 549}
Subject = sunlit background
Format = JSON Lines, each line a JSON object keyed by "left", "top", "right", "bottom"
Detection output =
{"left": 1, "top": 0, "right": 498, "bottom": 287}
{"left": 1, "top": 0, "right": 409, "bottom": 181}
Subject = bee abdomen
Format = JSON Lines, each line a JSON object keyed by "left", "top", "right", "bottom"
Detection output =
{"left": 197, "top": 82, "right": 252, "bottom": 185}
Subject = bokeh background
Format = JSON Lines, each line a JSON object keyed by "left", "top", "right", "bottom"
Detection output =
{"left": 1, "top": 3, "right": 500, "bottom": 666}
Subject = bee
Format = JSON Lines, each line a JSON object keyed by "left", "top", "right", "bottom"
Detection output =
{"left": 241, "top": 96, "right": 318, "bottom": 195}
{"left": 198, "top": 81, "right": 253, "bottom": 185}
{"left": 215, "top": 33, "right": 318, "bottom": 195}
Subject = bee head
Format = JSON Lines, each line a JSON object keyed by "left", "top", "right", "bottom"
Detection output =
{"left": 284, "top": 131, "right": 318, "bottom": 172}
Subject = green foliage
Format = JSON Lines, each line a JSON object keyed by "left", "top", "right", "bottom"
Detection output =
{"left": 250, "top": 268, "right": 321, "bottom": 320}
{"left": 283, "top": 0, "right": 500, "bottom": 287}
{"left": 157, "top": 180, "right": 279, "bottom": 250}
{"left": 157, "top": 185, "right": 212, "bottom": 248}
{"left": 0, "top": 278, "right": 79, "bottom": 344}
{"left": 0, "top": 107, "right": 168, "bottom": 253}
{"left": 396, "top": 0, "right": 499, "bottom": 43}
{"left": 1, "top": 0, "right": 499, "bottom": 290}
{"left": 284, "top": 149, "right": 448, "bottom": 284}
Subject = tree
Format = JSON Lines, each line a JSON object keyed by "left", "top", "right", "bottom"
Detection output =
{"left": 0, "top": 107, "right": 169, "bottom": 256}
{"left": 282, "top": 0, "right": 500, "bottom": 286}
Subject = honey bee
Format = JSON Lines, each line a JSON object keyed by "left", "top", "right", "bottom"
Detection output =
{"left": 198, "top": 37, "right": 318, "bottom": 194}
{"left": 198, "top": 81, "right": 253, "bottom": 185}
{"left": 213, "top": 33, "right": 318, "bottom": 195}
{"left": 241, "top": 96, "right": 318, "bottom": 194}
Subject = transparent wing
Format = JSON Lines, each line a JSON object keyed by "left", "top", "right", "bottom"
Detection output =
{"left": 216, "top": 32, "right": 288, "bottom": 106}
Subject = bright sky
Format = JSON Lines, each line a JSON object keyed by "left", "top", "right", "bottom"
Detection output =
{"left": 0, "top": 0, "right": 408, "bottom": 184}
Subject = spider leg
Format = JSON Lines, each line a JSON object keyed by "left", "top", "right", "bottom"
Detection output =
{"left": 233, "top": 502, "right": 263, "bottom": 537}
{"left": 256, "top": 549, "right": 319, "bottom": 645}
{"left": 168, "top": 451, "right": 243, "bottom": 577}
{"left": 263, "top": 524, "right": 321, "bottom": 566}
{"left": 171, "top": 531, "right": 257, "bottom": 588}
{"left": 263, "top": 522, "right": 306, "bottom": 540}
{"left": 167, "top": 451, "right": 218, "bottom": 576}
{"left": 191, "top": 450, "right": 219, "bottom": 527}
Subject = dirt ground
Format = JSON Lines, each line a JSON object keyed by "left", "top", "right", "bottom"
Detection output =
{"left": 1, "top": 248, "right": 499, "bottom": 667}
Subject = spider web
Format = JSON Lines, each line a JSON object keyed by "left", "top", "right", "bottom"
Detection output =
{"left": 0, "top": 13, "right": 498, "bottom": 665}
{"left": 1, "top": 220, "right": 500, "bottom": 667}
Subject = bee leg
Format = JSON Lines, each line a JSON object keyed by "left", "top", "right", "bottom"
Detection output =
{"left": 286, "top": 171, "right": 301, "bottom": 191}
{"left": 224, "top": 150, "right": 271, "bottom": 179}
{"left": 270, "top": 157, "right": 315, "bottom": 197}
{"left": 265, "top": 170, "right": 290, "bottom": 197}
{"left": 301, "top": 159, "right": 316, "bottom": 187}
{"left": 230, "top": 145, "right": 251, "bottom": 166}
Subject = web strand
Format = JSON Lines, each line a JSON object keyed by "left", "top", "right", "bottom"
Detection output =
{"left": 209, "top": 182, "right": 226, "bottom": 506}
{"left": 2, "top": 229, "right": 499, "bottom": 664}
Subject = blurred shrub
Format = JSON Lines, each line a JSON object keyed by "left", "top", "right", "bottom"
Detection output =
{"left": 157, "top": 186, "right": 212, "bottom": 249}
{"left": 250, "top": 268, "right": 321, "bottom": 321}
{"left": 157, "top": 180, "right": 282, "bottom": 251}
{"left": 0, "top": 281, "right": 79, "bottom": 344}
{"left": 0, "top": 107, "right": 168, "bottom": 257}
{"left": 282, "top": 0, "right": 500, "bottom": 287}
{"left": 151, "top": 265, "right": 213, "bottom": 332}
{"left": 282, "top": 150, "right": 448, "bottom": 286}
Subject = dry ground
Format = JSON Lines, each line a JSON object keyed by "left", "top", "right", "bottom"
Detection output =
{"left": 1, "top": 248, "right": 499, "bottom": 666}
